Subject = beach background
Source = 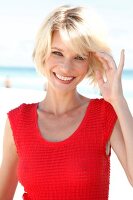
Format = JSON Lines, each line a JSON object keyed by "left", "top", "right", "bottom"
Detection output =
{"left": 0, "top": 0, "right": 133, "bottom": 199}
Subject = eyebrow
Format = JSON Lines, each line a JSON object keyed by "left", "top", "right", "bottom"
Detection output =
{"left": 51, "top": 47, "right": 64, "bottom": 52}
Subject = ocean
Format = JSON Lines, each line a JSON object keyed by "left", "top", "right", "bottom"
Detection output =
{"left": 0, "top": 66, "right": 132, "bottom": 98}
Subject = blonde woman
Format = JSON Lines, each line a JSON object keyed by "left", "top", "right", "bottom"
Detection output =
{"left": 0, "top": 5, "right": 133, "bottom": 200}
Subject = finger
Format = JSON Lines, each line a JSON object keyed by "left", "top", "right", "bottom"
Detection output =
{"left": 95, "top": 53, "right": 110, "bottom": 71}
{"left": 95, "top": 70, "right": 105, "bottom": 89}
{"left": 118, "top": 49, "right": 125, "bottom": 76}
{"left": 95, "top": 53, "right": 115, "bottom": 83}
{"left": 95, "top": 52, "right": 117, "bottom": 70}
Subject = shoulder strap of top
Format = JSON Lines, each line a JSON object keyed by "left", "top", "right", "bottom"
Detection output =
{"left": 102, "top": 99, "right": 117, "bottom": 156}
{"left": 103, "top": 99, "right": 117, "bottom": 142}
{"left": 91, "top": 98, "right": 117, "bottom": 156}
{"left": 7, "top": 103, "right": 37, "bottom": 156}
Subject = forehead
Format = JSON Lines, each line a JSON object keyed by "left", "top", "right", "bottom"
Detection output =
{"left": 51, "top": 31, "right": 72, "bottom": 52}
{"left": 51, "top": 31, "right": 64, "bottom": 46}
{"left": 51, "top": 30, "right": 87, "bottom": 56}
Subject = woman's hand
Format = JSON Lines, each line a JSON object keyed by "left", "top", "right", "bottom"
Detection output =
{"left": 95, "top": 49, "right": 125, "bottom": 105}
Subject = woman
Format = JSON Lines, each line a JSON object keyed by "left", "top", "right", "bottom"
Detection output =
{"left": 0, "top": 5, "right": 133, "bottom": 200}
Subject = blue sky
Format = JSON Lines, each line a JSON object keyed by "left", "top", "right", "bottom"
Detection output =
{"left": 0, "top": 0, "right": 133, "bottom": 68}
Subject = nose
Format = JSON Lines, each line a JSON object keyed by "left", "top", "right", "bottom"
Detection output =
{"left": 60, "top": 59, "right": 72, "bottom": 72}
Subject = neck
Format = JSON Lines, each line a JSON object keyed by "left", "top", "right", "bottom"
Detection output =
{"left": 40, "top": 86, "right": 83, "bottom": 115}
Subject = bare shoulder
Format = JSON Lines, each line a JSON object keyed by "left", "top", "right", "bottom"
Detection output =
{"left": 0, "top": 117, "right": 18, "bottom": 199}
{"left": 2, "top": 116, "right": 18, "bottom": 162}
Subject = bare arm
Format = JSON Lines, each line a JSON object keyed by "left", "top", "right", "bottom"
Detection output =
{"left": 110, "top": 99, "right": 133, "bottom": 187}
{"left": 0, "top": 117, "right": 18, "bottom": 200}
{"left": 95, "top": 50, "right": 133, "bottom": 186}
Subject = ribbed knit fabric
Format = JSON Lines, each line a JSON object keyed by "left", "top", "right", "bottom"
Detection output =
{"left": 8, "top": 98, "right": 117, "bottom": 200}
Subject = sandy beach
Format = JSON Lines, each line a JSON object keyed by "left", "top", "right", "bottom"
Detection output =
{"left": 0, "top": 87, "right": 133, "bottom": 200}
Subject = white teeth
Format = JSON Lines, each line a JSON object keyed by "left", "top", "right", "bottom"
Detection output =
{"left": 55, "top": 73, "right": 74, "bottom": 81}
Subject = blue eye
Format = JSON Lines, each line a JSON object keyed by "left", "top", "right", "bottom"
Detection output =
{"left": 52, "top": 51, "right": 63, "bottom": 56}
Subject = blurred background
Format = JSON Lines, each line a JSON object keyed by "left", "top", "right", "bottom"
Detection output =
{"left": 0, "top": 0, "right": 133, "bottom": 199}
{"left": 0, "top": 0, "right": 133, "bottom": 95}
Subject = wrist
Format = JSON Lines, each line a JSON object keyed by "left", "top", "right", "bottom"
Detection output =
{"left": 111, "top": 96, "right": 127, "bottom": 110}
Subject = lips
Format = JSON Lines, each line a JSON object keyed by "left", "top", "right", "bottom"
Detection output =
{"left": 53, "top": 72, "right": 75, "bottom": 83}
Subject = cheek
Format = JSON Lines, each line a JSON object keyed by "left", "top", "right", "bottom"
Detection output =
{"left": 78, "top": 63, "right": 89, "bottom": 75}
{"left": 45, "top": 57, "right": 53, "bottom": 67}
{"left": 85, "top": 64, "right": 90, "bottom": 74}
{"left": 45, "top": 57, "right": 61, "bottom": 69}
{"left": 44, "top": 60, "right": 54, "bottom": 74}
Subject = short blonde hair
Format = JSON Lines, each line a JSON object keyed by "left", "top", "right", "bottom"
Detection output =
{"left": 33, "top": 5, "right": 111, "bottom": 83}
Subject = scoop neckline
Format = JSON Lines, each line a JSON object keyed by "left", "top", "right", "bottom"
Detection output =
{"left": 34, "top": 99, "right": 94, "bottom": 147}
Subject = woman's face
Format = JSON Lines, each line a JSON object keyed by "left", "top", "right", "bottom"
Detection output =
{"left": 44, "top": 31, "right": 89, "bottom": 93}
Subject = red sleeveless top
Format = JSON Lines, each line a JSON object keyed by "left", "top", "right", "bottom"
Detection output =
{"left": 8, "top": 98, "right": 117, "bottom": 200}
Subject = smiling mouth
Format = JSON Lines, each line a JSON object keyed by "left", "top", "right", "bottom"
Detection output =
{"left": 53, "top": 72, "right": 75, "bottom": 82}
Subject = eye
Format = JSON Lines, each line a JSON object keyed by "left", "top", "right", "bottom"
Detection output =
{"left": 75, "top": 55, "right": 86, "bottom": 61}
{"left": 51, "top": 51, "right": 63, "bottom": 56}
